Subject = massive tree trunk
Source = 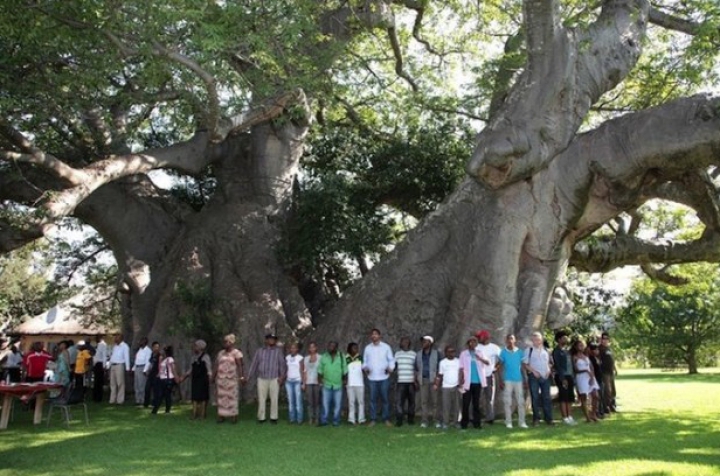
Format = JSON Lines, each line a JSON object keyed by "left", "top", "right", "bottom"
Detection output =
{"left": 65, "top": 119, "right": 313, "bottom": 388}
{"left": 317, "top": 94, "right": 720, "bottom": 348}
{"left": 143, "top": 123, "right": 312, "bottom": 349}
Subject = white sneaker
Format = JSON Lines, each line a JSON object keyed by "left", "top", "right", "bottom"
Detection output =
{"left": 505, "top": 422, "right": 513, "bottom": 429}
{"left": 565, "top": 417, "right": 577, "bottom": 426}
{"left": 435, "top": 423, "right": 442, "bottom": 429}
{"left": 420, "top": 423, "right": 428, "bottom": 428}
{"left": 519, "top": 422, "right": 528, "bottom": 429}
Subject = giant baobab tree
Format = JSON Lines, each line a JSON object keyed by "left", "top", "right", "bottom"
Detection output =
{"left": 1, "top": 0, "right": 719, "bottom": 357}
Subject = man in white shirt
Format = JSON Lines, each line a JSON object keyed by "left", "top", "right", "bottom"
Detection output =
{"left": 362, "top": 328, "right": 395, "bottom": 426}
{"left": 476, "top": 330, "right": 501, "bottom": 424}
{"left": 93, "top": 336, "right": 108, "bottom": 402}
{"left": 108, "top": 334, "right": 131, "bottom": 404}
{"left": 522, "top": 331, "right": 554, "bottom": 426}
{"left": 132, "top": 337, "right": 151, "bottom": 405}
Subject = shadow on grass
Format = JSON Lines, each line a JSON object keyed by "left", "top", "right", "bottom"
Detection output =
{"left": 1, "top": 401, "right": 719, "bottom": 476}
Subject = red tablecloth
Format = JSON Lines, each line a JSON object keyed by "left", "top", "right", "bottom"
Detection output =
{"left": 0, "top": 382, "right": 63, "bottom": 399}
{"left": 0, "top": 382, "right": 64, "bottom": 429}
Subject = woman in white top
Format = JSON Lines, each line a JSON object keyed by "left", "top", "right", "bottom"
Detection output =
{"left": 346, "top": 342, "right": 366, "bottom": 425}
{"left": 285, "top": 343, "right": 305, "bottom": 424}
{"left": 573, "top": 340, "right": 599, "bottom": 423}
{"left": 152, "top": 345, "right": 178, "bottom": 415}
{"left": 303, "top": 342, "right": 320, "bottom": 424}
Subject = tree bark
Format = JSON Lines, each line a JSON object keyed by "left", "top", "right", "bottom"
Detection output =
{"left": 316, "top": 95, "right": 720, "bottom": 348}
{"left": 686, "top": 347, "right": 698, "bottom": 374}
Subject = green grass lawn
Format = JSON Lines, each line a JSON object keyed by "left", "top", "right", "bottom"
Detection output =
{"left": 1, "top": 369, "right": 719, "bottom": 476}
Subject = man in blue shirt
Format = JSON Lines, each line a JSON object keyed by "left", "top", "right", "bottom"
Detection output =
{"left": 498, "top": 334, "right": 528, "bottom": 429}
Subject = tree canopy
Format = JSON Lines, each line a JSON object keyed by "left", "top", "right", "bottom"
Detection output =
{"left": 618, "top": 263, "right": 720, "bottom": 373}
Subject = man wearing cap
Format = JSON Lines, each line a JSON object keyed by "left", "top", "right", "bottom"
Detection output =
{"left": 459, "top": 335, "right": 489, "bottom": 429}
{"left": 477, "top": 330, "right": 501, "bottom": 424}
{"left": 248, "top": 333, "right": 287, "bottom": 424}
{"left": 415, "top": 335, "right": 442, "bottom": 428}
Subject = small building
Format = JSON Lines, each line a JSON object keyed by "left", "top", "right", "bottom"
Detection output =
{"left": 13, "top": 295, "right": 118, "bottom": 353}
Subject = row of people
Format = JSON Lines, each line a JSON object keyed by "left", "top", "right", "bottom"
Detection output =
{"left": 173, "top": 327, "right": 617, "bottom": 429}
{"left": 2, "top": 327, "right": 618, "bottom": 429}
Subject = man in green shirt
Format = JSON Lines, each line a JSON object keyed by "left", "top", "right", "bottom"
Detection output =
{"left": 318, "top": 341, "right": 347, "bottom": 426}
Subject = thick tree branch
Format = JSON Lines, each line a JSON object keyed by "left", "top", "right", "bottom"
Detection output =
{"left": 571, "top": 233, "right": 720, "bottom": 274}
{"left": 545, "top": 95, "right": 720, "bottom": 274}
{"left": 468, "top": 0, "right": 649, "bottom": 189}
{"left": 644, "top": 171, "right": 720, "bottom": 232}
{"left": 523, "top": 0, "right": 557, "bottom": 76}
{"left": 221, "top": 90, "right": 310, "bottom": 138}
{"left": 648, "top": 7, "right": 708, "bottom": 36}
{"left": 0, "top": 119, "right": 87, "bottom": 185}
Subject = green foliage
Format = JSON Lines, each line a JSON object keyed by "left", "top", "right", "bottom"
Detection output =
{"left": 281, "top": 118, "right": 470, "bottom": 289}
{"left": 171, "top": 279, "right": 233, "bottom": 354}
{"left": 566, "top": 274, "right": 621, "bottom": 339}
{"left": 0, "top": 241, "right": 71, "bottom": 330}
{"left": 617, "top": 263, "right": 720, "bottom": 373}
{"left": 168, "top": 174, "right": 217, "bottom": 212}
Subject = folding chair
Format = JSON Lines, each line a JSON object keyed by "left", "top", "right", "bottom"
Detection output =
{"left": 46, "top": 384, "right": 89, "bottom": 427}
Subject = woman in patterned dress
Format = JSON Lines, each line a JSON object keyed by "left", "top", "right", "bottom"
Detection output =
{"left": 214, "top": 334, "right": 244, "bottom": 423}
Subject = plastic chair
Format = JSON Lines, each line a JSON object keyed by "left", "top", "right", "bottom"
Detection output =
{"left": 46, "top": 384, "right": 89, "bottom": 427}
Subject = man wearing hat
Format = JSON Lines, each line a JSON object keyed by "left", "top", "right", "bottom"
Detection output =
{"left": 415, "top": 335, "right": 442, "bottom": 428}
{"left": 477, "top": 330, "right": 501, "bottom": 424}
{"left": 248, "top": 333, "right": 287, "bottom": 424}
{"left": 459, "top": 335, "right": 489, "bottom": 429}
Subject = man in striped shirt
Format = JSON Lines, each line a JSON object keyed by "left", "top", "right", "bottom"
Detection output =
{"left": 248, "top": 334, "right": 287, "bottom": 424}
{"left": 394, "top": 337, "right": 417, "bottom": 426}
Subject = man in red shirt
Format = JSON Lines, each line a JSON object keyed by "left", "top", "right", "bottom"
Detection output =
{"left": 23, "top": 342, "right": 53, "bottom": 382}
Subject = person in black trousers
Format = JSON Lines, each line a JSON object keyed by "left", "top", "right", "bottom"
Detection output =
{"left": 151, "top": 346, "right": 177, "bottom": 415}
{"left": 460, "top": 336, "right": 489, "bottom": 430}
{"left": 92, "top": 336, "right": 107, "bottom": 402}
{"left": 143, "top": 342, "right": 161, "bottom": 408}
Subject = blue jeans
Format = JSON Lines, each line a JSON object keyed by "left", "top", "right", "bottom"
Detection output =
{"left": 528, "top": 374, "right": 553, "bottom": 423}
{"left": 285, "top": 380, "right": 303, "bottom": 423}
{"left": 368, "top": 378, "right": 391, "bottom": 422}
{"left": 321, "top": 386, "right": 342, "bottom": 426}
